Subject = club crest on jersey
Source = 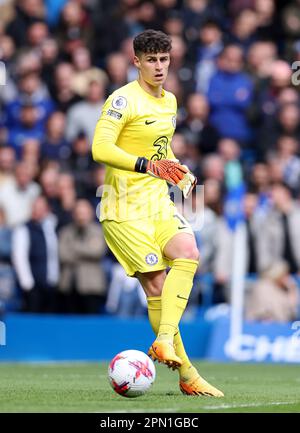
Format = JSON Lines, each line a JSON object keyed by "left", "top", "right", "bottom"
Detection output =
{"left": 112, "top": 96, "right": 127, "bottom": 110}
{"left": 172, "top": 115, "right": 176, "bottom": 128}
{"left": 145, "top": 253, "right": 158, "bottom": 266}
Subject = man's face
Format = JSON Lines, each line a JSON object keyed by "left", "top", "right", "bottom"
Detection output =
{"left": 134, "top": 52, "right": 170, "bottom": 86}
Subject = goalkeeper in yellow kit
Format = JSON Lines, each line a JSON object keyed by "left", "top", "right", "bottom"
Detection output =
{"left": 92, "top": 29, "right": 223, "bottom": 397}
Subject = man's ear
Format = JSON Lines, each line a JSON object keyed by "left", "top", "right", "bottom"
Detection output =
{"left": 133, "top": 55, "right": 140, "bottom": 69}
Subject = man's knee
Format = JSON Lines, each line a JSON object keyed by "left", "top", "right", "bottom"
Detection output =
{"left": 178, "top": 246, "right": 200, "bottom": 262}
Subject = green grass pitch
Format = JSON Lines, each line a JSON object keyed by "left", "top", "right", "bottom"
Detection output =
{"left": 0, "top": 361, "right": 299, "bottom": 413}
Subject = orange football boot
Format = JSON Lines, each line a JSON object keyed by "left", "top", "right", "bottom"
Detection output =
{"left": 180, "top": 374, "right": 224, "bottom": 397}
{"left": 148, "top": 339, "right": 183, "bottom": 369}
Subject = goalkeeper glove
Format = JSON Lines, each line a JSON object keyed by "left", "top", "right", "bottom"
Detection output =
{"left": 135, "top": 157, "right": 197, "bottom": 198}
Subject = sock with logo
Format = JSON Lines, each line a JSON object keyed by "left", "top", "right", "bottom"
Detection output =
{"left": 156, "top": 258, "right": 198, "bottom": 343}
{"left": 147, "top": 296, "right": 195, "bottom": 378}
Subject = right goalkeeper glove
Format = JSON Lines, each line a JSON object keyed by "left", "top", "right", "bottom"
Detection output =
{"left": 135, "top": 157, "right": 197, "bottom": 198}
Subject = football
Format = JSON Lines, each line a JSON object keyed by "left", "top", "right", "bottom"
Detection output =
{"left": 108, "top": 349, "right": 156, "bottom": 398}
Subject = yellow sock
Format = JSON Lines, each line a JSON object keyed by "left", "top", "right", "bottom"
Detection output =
{"left": 147, "top": 296, "right": 195, "bottom": 378}
{"left": 158, "top": 258, "right": 198, "bottom": 342}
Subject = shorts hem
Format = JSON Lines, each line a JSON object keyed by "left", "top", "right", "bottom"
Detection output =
{"left": 127, "top": 265, "right": 168, "bottom": 277}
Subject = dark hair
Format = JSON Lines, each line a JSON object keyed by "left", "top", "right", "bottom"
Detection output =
{"left": 133, "top": 29, "right": 172, "bottom": 56}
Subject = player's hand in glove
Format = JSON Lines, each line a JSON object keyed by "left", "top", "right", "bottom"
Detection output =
{"left": 135, "top": 157, "right": 197, "bottom": 198}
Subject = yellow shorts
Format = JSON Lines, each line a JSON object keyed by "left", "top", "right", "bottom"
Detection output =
{"left": 102, "top": 210, "right": 193, "bottom": 276}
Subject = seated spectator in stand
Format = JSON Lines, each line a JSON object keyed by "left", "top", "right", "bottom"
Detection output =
{"left": 6, "top": 0, "right": 45, "bottom": 46}
{"left": 0, "top": 146, "right": 16, "bottom": 187}
{"left": 4, "top": 70, "right": 55, "bottom": 132}
{"left": 40, "top": 38, "right": 60, "bottom": 93}
{"left": 218, "top": 138, "right": 244, "bottom": 189}
{"left": 229, "top": 9, "right": 258, "bottom": 54}
{"left": 0, "top": 207, "right": 15, "bottom": 313}
{"left": 206, "top": 44, "right": 254, "bottom": 146}
{"left": 246, "top": 41, "right": 277, "bottom": 85}
{"left": 245, "top": 260, "right": 298, "bottom": 323}
{"left": 12, "top": 195, "right": 59, "bottom": 313}
{"left": 201, "top": 153, "right": 225, "bottom": 185}
{"left": 41, "top": 111, "right": 71, "bottom": 163}
{"left": 259, "top": 181, "right": 300, "bottom": 274}
{"left": 0, "top": 162, "right": 41, "bottom": 227}
{"left": 21, "top": 138, "right": 41, "bottom": 180}
{"left": 248, "top": 162, "right": 272, "bottom": 220}
{"left": 26, "top": 20, "right": 49, "bottom": 49}
{"left": 258, "top": 103, "right": 300, "bottom": 160}
{"left": 105, "top": 261, "right": 147, "bottom": 318}
{"left": 269, "top": 135, "right": 300, "bottom": 197}
{"left": 177, "top": 92, "right": 219, "bottom": 155}
{"left": 105, "top": 52, "right": 129, "bottom": 94}
{"left": 51, "top": 62, "right": 82, "bottom": 112}
{"left": 214, "top": 192, "right": 264, "bottom": 302}
{"left": 193, "top": 19, "right": 224, "bottom": 94}
{"left": 66, "top": 76, "right": 106, "bottom": 145}
{"left": 168, "top": 35, "right": 196, "bottom": 96}
{"left": 63, "top": 131, "right": 96, "bottom": 199}
{"left": 39, "top": 168, "right": 75, "bottom": 231}
{"left": 7, "top": 103, "right": 45, "bottom": 158}
{"left": 58, "top": 199, "right": 107, "bottom": 314}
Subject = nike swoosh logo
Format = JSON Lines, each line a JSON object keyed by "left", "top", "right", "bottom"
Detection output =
{"left": 178, "top": 226, "right": 188, "bottom": 230}
{"left": 145, "top": 120, "right": 156, "bottom": 125}
{"left": 177, "top": 294, "right": 188, "bottom": 300}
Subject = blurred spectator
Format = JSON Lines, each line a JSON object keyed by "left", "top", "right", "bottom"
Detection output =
{"left": 218, "top": 138, "right": 244, "bottom": 190}
{"left": 270, "top": 135, "right": 300, "bottom": 197}
{"left": 51, "top": 62, "right": 82, "bottom": 112}
{"left": 41, "top": 111, "right": 71, "bottom": 162}
{"left": 105, "top": 52, "right": 129, "bottom": 94}
{"left": 197, "top": 178, "right": 222, "bottom": 274}
{"left": 6, "top": 102, "right": 45, "bottom": 157}
{"left": 253, "top": 60, "right": 292, "bottom": 131}
{"left": 40, "top": 38, "right": 60, "bottom": 92}
{"left": 63, "top": 131, "right": 96, "bottom": 199}
{"left": 201, "top": 153, "right": 225, "bottom": 184}
{"left": 22, "top": 138, "right": 41, "bottom": 179}
{"left": 26, "top": 20, "right": 49, "bottom": 49}
{"left": 0, "top": 162, "right": 41, "bottom": 227}
{"left": 66, "top": 76, "right": 106, "bottom": 145}
{"left": 105, "top": 262, "right": 147, "bottom": 318}
{"left": 169, "top": 35, "right": 196, "bottom": 97}
{"left": 12, "top": 195, "right": 59, "bottom": 313}
{"left": 206, "top": 44, "right": 254, "bottom": 145}
{"left": 6, "top": 0, "right": 45, "bottom": 46}
{"left": 58, "top": 199, "right": 107, "bottom": 314}
{"left": 182, "top": 0, "right": 224, "bottom": 46}
{"left": 0, "top": 146, "right": 16, "bottom": 187}
{"left": 193, "top": 19, "right": 224, "bottom": 93}
{"left": 259, "top": 182, "right": 300, "bottom": 274}
{"left": 214, "top": 191, "right": 264, "bottom": 302}
{"left": 55, "top": 0, "right": 93, "bottom": 57}
{"left": 246, "top": 41, "right": 277, "bottom": 83}
{"left": 39, "top": 168, "right": 75, "bottom": 231}
{"left": 177, "top": 93, "right": 219, "bottom": 155}
{"left": 229, "top": 9, "right": 258, "bottom": 53}
{"left": 258, "top": 103, "right": 300, "bottom": 160}
{"left": 248, "top": 162, "right": 272, "bottom": 219}
{"left": 4, "top": 70, "right": 54, "bottom": 132}
{"left": 0, "top": 207, "right": 15, "bottom": 312}
{"left": 245, "top": 260, "right": 298, "bottom": 323}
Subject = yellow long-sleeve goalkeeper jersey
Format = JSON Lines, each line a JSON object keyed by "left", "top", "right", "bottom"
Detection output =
{"left": 92, "top": 80, "right": 177, "bottom": 222}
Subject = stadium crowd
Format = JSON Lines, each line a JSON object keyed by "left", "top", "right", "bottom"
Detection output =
{"left": 0, "top": 0, "right": 300, "bottom": 322}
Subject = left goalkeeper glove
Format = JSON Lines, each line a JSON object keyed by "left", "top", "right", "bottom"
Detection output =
{"left": 135, "top": 157, "right": 196, "bottom": 198}
{"left": 176, "top": 165, "right": 197, "bottom": 198}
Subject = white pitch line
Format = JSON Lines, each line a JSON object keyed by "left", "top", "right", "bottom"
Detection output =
{"left": 202, "top": 401, "right": 299, "bottom": 410}
{"left": 97, "top": 408, "right": 177, "bottom": 413}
